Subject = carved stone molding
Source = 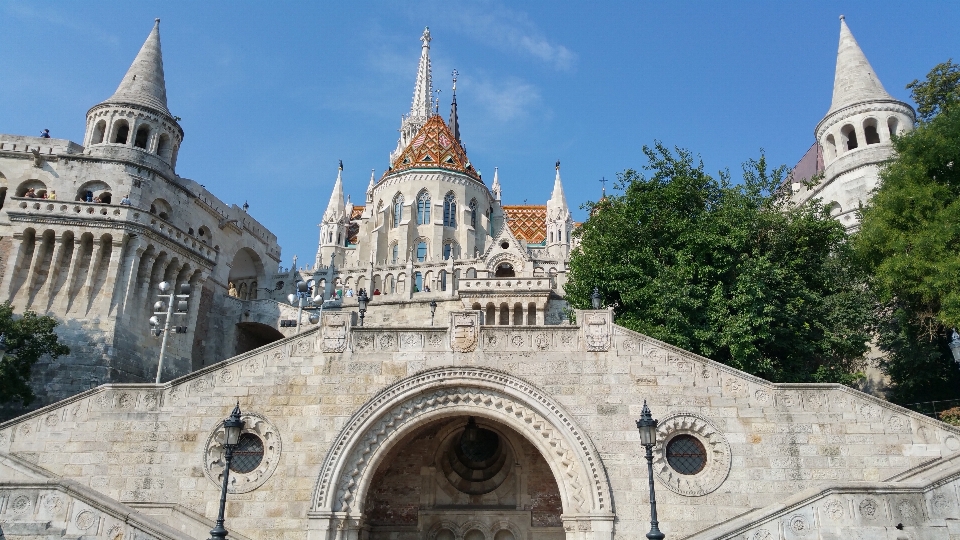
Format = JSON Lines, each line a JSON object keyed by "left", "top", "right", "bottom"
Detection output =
{"left": 203, "top": 412, "right": 282, "bottom": 494}
{"left": 653, "top": 412, "right": 732, "bottom": 497}
{"left": 311, "top": 367, "right": 612, "bottom": 520}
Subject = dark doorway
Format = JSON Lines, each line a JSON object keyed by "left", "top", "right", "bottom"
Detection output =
{"left": 235, "top": 322, "right": 284, "bottom": 355}
{"left": 494, "top": 263, "right": 515, "bottom": 277}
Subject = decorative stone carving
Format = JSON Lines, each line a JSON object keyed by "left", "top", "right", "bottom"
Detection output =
{"left": 427, "top": 333, "right": 443, "bottom": 348}
{"left": 583, "top": 311, "right": 611, "bottom": 352}
{"left": 400, "top": 332, "right": 422, "bottom": 350}
{"left": 75, "top": 510, "right": 98, "bottom": 530}
{"left": 354, "top": 332, "right": 374, "bottom": 351}
{"left": 312, "top": 367, "right": 611, "bottom": 517}
{"left": 11, "top": 495, "right": 31, "bottom": 513}
{"left": 653, "top": 412, "right": 732, "bottom": 497}
{"left": 203, "top": 411, "right": 282, "bottom": 494}
{"left": 751, "top": 530, "right": 771, "bottom": 540}
{"left": 859, "top": 498, "right": 879, "bottom": 519}
{"left": 321, "top": 312, "right": 350, "bottom": 352}
{"left": 788, "top": 515, "right": 809, "bottom": 534}
{"left": 293, "top": 338, "right": 312, "bottom": 356}
{"left": 511, "top": 334, "right": 525, "bottom": 347}
{"left": 823, "top": 499, "right": 844, "bottom": 519}
{"left": 378, "top": 333, "right": 396, "bottom": 350}
{"left": 534, "top": 332, "right": 549, "bottom": 350}
{"left": 451, "top": 312, "right": 480, "bottom": 352}
{"left": 754, "top": 389, "right": 771, "bottom": 404}
{"left": 897, "top": 500, "right": 919, "bottom": 519}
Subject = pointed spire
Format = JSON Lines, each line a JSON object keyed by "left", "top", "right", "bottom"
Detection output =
{"left": 491, "top": 167, "right": 501, "bottom": 201}
{"left": 449, "top": 69, "right": 461, "bottom": 142}
{"left": 104, "top": 19, "right": 171, "bottom": 115}
{"left": 410, "top": 27, "right": 434, "bottom": 120}
{"left": 828, "top": 15, "right": 894, "bottom": 114}
{"left": 324, "top": 164, "right": 346, "bottom": 221}
{"left": 549, "top": 161, "right": 569, "bottom": 210}
{"left": 367, "top": 169, "right": 376, "bottom": 193}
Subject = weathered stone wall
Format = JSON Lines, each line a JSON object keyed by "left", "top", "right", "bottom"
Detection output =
{"left": 1, "top": 313, "right": 959, "bottom": 540}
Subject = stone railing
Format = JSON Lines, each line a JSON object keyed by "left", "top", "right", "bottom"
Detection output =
{"left": 0, "top": 136, "right": 83, "bottom": 156}
{"left": 7, "top": 197, "right": 217, "bottom": 261}
{"left": 458, "top": 277, "right": 555, "bottom": 292}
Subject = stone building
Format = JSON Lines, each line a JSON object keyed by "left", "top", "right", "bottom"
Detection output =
{"left": 788, "top": 16, "right": 916, "bottom": 228}
{"left": 4, "top": 16, "right": 960, "bottom": 540}
{"left": 0, "top": 20, "right": 288, "bottom": 416}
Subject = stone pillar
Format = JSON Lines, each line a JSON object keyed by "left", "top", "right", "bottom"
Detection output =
{"left": 17, "top": 232, "right": 50, "bottom": 308}
{"left": 34, "top": 235, "right": 69, "bottom": 312}
{"left": 76, "top": 238, "right": 107, "bottom": 314}
{"left": 93, "top": 234, "right": 131, "bottom": 315}
{"left": 53, "top": 238, "right": 84, "bottom": 313}
{"left": 114, "top": 239, "right": 147, "bottom": 318}
{"left": 0, "top": 232, "right": 28, "bottom": 302}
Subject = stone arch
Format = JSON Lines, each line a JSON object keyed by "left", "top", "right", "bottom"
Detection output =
{"left": 112, "top": 119, "right": 130, "bottom": 144}
{"left": 16, "top": 179, "right": 47, "bottom": 197}
{"left": 228, "top": 247, "right": 265, "bottom": 297}
{"left": 134, "top": 123, "right": 151, "bottom": 149}
{"left": 863, "top": 117, "right": 881, "bottom": 145}
{"left": 150, "top": 198, "right": 172, "bottom": 220}
{"left": 91, "top": 119, "right": 107, "bottom": 144}
{"left": 310, "top": 367, "right": 613, "bottom": 532}
{"left": 75, "top": 181, "right": 112, "bottom": 203}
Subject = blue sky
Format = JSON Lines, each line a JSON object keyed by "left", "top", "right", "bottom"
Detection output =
{"left": 2, "top": 1, "right": 958, "bottom": 264}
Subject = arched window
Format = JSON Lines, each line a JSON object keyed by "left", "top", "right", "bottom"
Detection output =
{"left": 391, "top": 243, "right": 399, "bottom": 263}
{"left": 443, "top": 192, "right": 457, "bottom": 228}
{"left": 439, "top": 270, "right": 447, "bottom": 291}
{"left": 841, "top": 124, "right": 858, "bottom": 151}
{"left": 414, "top": 271, "right": 423, "bottom": 292}
{"left": 157, "top": 134, "right": 170, "bottom": 158}
{"left": 92, "top": 120, "right": 106, "bottom": 144}
{"left": 417, "top": 191, "right": 431, "bottom": 225}
{"left": 469, "top": 199, "right": 478, "bottom": 228}
{"left": 393, "top": 194, "right": 404, "bottom": 228}
{"left": 863, "top": 118, "right": 880, "bottom": 145}
{"left": 416, "top": 241, "right": 427, "bottom": 262}
{"left": 134, "top": 125, "right": 150, "bottom": 149}
{"left": 443, "top": 241, "right": 458, "bottom": 260}
{"left": 888, "top": 117, "right": 899, "bottom": 137}
{"left": 824, "top": 134, "right": 837, "bottom": 161}
{"left": 112, "top": 120, "right": 129, "bottom": 144}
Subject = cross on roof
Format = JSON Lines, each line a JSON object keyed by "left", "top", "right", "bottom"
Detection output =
{"left": 599, "top": 176, "right": 608, "bottom": 195}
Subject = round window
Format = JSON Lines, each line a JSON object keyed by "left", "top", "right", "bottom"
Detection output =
{"left": 665, "top": 434, "right": 707, "bottom": 475}
{"left": 500, "top": 241, "right": 509, "bottom": 249}
{"left": 230, "top": 433, "right": 264, "bottom": 473}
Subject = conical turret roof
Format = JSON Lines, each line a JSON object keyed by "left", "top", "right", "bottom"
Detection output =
{"left": 548, "top": 165, "right": 569, "bottom": 211}
{"left": 827, "top": 16, "right": 893, "bottom": 114}
{"left": 387, "top": 115, "right": 480, "bottom": 181}
{"left": 103, "top": 19, "right": 171, "bottom": 115}
{"left": 324, "top": 167, "right": 346, "bottom": 221}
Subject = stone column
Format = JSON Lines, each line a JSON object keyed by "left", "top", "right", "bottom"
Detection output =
{"left": 0, "top": 232, "right": 28, "bottom": 303}
{"left": 17, "top": 232, "right": 50, "bottom": 308}
{"left": 75, "top": 238, "right": 107, "bottom": 315}
{"left": 34, "top": 235, "right": 68, "bottom": 313}
{"left": 53, "top": 237, "right": 84, "bottom": 313}
{"left": 113, "top": 238, "right": 147, "bottom": 318}
{"left": 93, "top": 234, "right": 131, "bottom": 315}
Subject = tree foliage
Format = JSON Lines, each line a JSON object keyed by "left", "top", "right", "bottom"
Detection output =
{"left": 854, "top": 61, "right": 960, "bottom": 403}
{"left": 0, "top": 303, "right": 70, "bottom": 407}
{"left": 567, "top": 143, "right": 874, "bottom": 385}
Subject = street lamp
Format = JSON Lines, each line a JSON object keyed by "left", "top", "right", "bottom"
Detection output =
{"left": 429, "top": 300, "right": 438, "bottom": 326}
{"left": 151, "top": 282, "right": 192, "bottom": 383}
{"left": 636, "top": 401, "right": 665, "bottom": 540}
{"left": 209, "top": 403, "right": 245, "bottom": 540}
{"left": 0, "top": 333, "right": 7, "bottom": 360}
{"left": 287, "top": 280, "right": 314, "bottom": 333}
{"left": 357, "top": 289, "right": 369, "bottom": 326}
{"left": 591, "top": 287, "right": 602, "bottom": 309}
{"left": 949, "top": 329, "right": 960, "bottom": 364}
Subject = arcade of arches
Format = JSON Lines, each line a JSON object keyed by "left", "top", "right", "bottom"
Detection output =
{"left": 363, "top": 416, "right": 563, "bottom": 540}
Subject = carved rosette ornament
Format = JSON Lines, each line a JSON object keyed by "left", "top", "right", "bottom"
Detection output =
{"left": 321, "top": 312, "right": 350, "bottom": 352}
{"left": 451, "top": 312, "right": 480, "bottom": 352}
{"left": 653, "top": 412, "right": 732, "bottom": 497}
{"left": 203, "top": 412, "right": 282, "bottom": 493}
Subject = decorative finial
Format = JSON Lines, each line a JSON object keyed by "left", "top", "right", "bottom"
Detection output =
{"left": 155, "top": 18, "right": 160, "bottom": 25}
{"left": 338, "top": 159, "right": 343, "bottom": 171}
{"left": 452, "top": 69, "right": 459, "bottom": 93}
{"left": 421, "top": 27, "right": 432, "bottom": 45}
{"left": 555, "top": 160, "right": 560, "bottom": 171}
{"left": 839, "top": 14, "right": 845, "bottom": 21}
{"left": 433, "top": 88, "right": 442, "bottom": 114}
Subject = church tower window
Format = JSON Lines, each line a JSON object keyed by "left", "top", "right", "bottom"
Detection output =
{"left": 443, "top": 192, "right": 457, "bottom": 228}
{"left": 391, "top": 243, "right": 399, "bottom": 263}
{"left": 393, "top": 194, "right": 404, "bottom": 228}
{"left": 134, "top": 125, "right": 150, "bottom": 148}
{"left": 416, "top": 241, "right": 428, "bottom": 262}
{"left": 417, "top": 191, "right": 431, "bottom": 225}
{"left": 469, "top": 199, "right": 478, "bottom": 228}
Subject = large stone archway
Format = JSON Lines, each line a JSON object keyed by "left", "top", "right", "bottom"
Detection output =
{"left": 308, "top": 367, "right": 614, "bottom": 540}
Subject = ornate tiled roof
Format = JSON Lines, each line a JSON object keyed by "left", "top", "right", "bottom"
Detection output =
{"left": 347, "top": 205, "right": 364, "bottom": 244}
{"left": 387, "top": 115, "right": 480, "bottom": 181}
{"left": 351, "top": 205, "right": 365, "bottom": 220}
{"left": 502, "top": 205, "right": 546, "bottom": 243}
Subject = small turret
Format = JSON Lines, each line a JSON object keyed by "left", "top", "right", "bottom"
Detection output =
{"left": 83, "top": 19, "right": 184, "bottom": 172}
{"left": 546, "top": 161, "right": 573, "bottom": 256}
{"left": 366, "top": 169, "right": 376, "bottom": 204}
{"left": 491, "top": 167, "right": 501, "bottom": 201}
{"left": 799, "top": 16, "right": 915, "bottom": 228}
{"left": 316, "top": 162, "right": 348, "bottom": 267}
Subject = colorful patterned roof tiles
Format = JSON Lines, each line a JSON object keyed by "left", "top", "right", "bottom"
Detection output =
{"left": 387, "top": 115, "right": 480, "bottom": 181}
{"left": 502, "top": 205, "right": 547, "bottom": 243}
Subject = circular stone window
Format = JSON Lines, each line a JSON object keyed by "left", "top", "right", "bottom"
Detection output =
{"left": 665, "top": 434, "right": 706, "bottom": 475}
{"left": 500, "top": 241, "right": 509, "bottom": 249}
{"left": 231, "top": 433, "right": 264, "bottom": 473}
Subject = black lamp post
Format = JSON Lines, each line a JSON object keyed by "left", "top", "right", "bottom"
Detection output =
{"left": 591, "top": 287, "right": 602, "bottom": 309}
{"left": 209, "top": 403, "right": 245, "bottom": 540}
{"left": 357, "top": 289, "right": 369, "bottom": 327}
{"left": 429, "top": 300, "right": 438, "bottom": 326}
{"left": 636, "top": 401, "right": 665, "bottom": 540}
{"left": 0, "top": 333, "right": 8, "bottom": 359}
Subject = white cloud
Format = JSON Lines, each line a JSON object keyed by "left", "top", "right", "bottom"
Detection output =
{"left": 448, "top": 2, "right": 576, "bottom": 71}
{"left": 464, "top": 75, "right": 541, "bottom": 122}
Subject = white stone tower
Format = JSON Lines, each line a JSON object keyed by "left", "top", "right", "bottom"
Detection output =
{"left": 82, "top": 19, "right": 184, "bottom": 174}
{"left": 316, "top": 163, "right": 348, "bottom": 267}
{"left": 545, "top": 162, "right": 572, "bottom": 258}
{"left": 794, "top": 16, "right": 915, "bottom": 228}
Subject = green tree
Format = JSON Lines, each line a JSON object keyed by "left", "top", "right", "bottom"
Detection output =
{"left": 567, "top": 143, "right": 874, "bottom": 384}
{"left": 0, "top": 303, "right": 70, "bottom": 407}
{"left": 854, "top": 61, "right": 960, "bottom": 404}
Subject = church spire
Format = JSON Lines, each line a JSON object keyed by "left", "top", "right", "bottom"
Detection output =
{"left": 491, "top": 167, "right": 501, "bottom": 201}
{"left": 324, "top": 161, "right": 346, "bottom": 221}
{"left": 449, "top": 69, "right": 460, "bottom": 143}
{"left": 410, "top": 27, "right": 434, "bottom": 120}
{"left": 828, "top": 15, "right": 894, "bottom": 114}
{"left": 104, "top": 19, "right": 171, "bottom": 115}
{"left": 549, "top": 161, "right": 569, "bottom": 210}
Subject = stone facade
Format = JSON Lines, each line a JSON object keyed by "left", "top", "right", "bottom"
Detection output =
{"left": 2, "top": 311, "right": 960, "bottom": 540}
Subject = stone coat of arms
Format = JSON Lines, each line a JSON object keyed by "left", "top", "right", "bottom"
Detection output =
{"left": 451, "top": 313, "right": 478, "bottom": 352}
{"left": 585, "top": 313, "right": 610, "bottom": 352}
{"left": 321, "top": 313, "right": 348, "bottom": 352}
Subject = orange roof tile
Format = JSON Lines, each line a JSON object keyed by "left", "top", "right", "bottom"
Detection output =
{"left": 502, "top": 205, "right": 546, "bottom": 243}
{"left": 350, "top": 205, "right": 365, "bottom": 220}
{"left": 387, "top": 115, "right": 480, "bottom": 181}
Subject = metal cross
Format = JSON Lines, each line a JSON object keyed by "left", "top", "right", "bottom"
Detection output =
{"left": 599, "top": 177, "right": 608, "bottom": 195}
